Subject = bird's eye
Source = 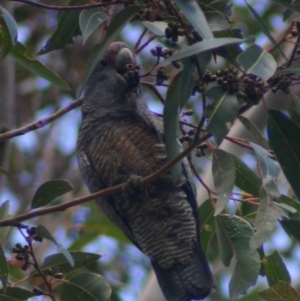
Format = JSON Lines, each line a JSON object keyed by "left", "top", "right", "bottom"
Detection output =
{"left": 100, "top": 59, "right": 108, "bottom": 66}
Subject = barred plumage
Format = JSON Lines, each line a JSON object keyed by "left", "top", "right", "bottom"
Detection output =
{"left": 77, "top": 42, "right": 213, "bottom": 301}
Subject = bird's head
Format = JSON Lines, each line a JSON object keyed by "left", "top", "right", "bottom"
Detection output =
{"left": 83, "top": 42, "right": 144, "bottom": 114}
{"left": 85, "top": 42, "right": 139, "bottom": 94}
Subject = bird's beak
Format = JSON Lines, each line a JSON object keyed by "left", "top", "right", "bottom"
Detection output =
{"left": 115, "top": 48, "right": 135, "bottom": 73}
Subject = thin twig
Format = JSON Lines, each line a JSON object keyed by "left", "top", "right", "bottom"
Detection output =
{"left": 225, "top": 136, "right": 253, "bottom": 150}
{"left": 6, "top": 0, "right": 133, "bottom": 10}
{"left": 134, "top": 28, "right": 148, "bottom": 52}
{"left": 135, "top": 35, "right": 156, "bottom": 54}
{"left": 141, "top": 81, "right": 166, "bottom": 104}
{"left": 189, "top": 156, "right": 217, "bottom": 196}
{"left": 0, "top": 133, "right": 211, "bottom": 227}
{"left": 0, "top": 99, "right": 83, "bottom": 142}
{"left": 287, "top": 34, "right": 300, "bottom": 68}
{"left": 18, "top": 229, "right": 56, "bottom": 301}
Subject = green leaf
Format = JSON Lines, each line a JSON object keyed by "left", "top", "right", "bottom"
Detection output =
{"left": 212, "top": 149, "right": 235, "bottom": 215}
{"left": 179, "top": 58, "right": 195, "bottom": 108}
{"left": 0, "top": 6, "right": 17, "bottom": 45}
{"left": 79, "top": 8, "right": 108, "bottom": 44}
{"left": 198, "top": 200, "right": 215, "bottom": 253}
{"left": 267, "top": 109, "right": 300, "bottom": 201}
{"left": 38, "top": 0, "right": 88, "bottom": 54}
{"left": 0, "top": 244, "right": 8, "bottom": 289}
{"left": 0, "top": 16, "right": 14, "bottom": 60}
{"left": 264, "top": 250, "right": 291, "bottom": 287}
{"left": 0, "top": 295, "right": 19, "bottom": 301}
{"left": 55, "top": 272, "right": 111, "bottom": 301}
{"left": 175, "top": 0, "right": 213, "bottom": 40}
{"left": 10, "top": 42, "right": 70, "bottom": 90}
{"left": 31, "top": 179, "right": 72, "bottom": 209}
{"left": 38, "top": 251, "right": 101, "bottom": 274}
{"left": 216, "top": 215, "right": 260, "bottom": 299}
{"left": 271, "top": 0, "right": 300, "bottom": 14}
{"left": 280, "top": 220, "right": 300, "bottom": 242}
{"left": 197, "top": 50, "right": 212, "bottom": 74}
{"left": 205, "top": 86, "right": 239, "bottom": 145}
{"left": 159, "top": 37, "right": 254, "bottom": 66}
{"left": 142, "top": 21, "right": 166, "bottom": 36}
{"left": 230, "top": 154, "right": 261, "bottom": 197}
{"left": 0, "top": 287, "right": 34, "bottom": 300}
{"left": 80, "top": 5, "right": 142, "bottom": 93}
{"left": 239, "top": 116, "right": 269, "bottom": 149}
{"left": 245, "top": 2, "right": 277, "bottom": 47}
{"left": 215, "top": 216, "right": 233, "bottom": 267}
{"left": 250, "top": 185, "right": 280, "bottom": 249}
{"left": 35, "top": 225, "right": 74, "bottom": 267}
{"left": 275, "top": 60, "right": 300, "bottom": 75}
{"left": 278, "top": 195, "right": 300, "bottom": 214}
{"left": 274, "top": 202, "right": 297, "bottom": 215}
{"left": 206, "top": 11, "right": 229, "bottom": 32}
{"left": 164, "top": 71, "right": 182, "bottom": 182}
{"left": 0, "top": 166, "right": 14, "bottom": 178}
{"left": 0, "top": 201, "right": 11, "bottom": 240}
{"left": 35, "top": 225, "right": 58, "bottom": 245}
{"left": 250, "top": 142, "right": 281, "bottom": 187}
{"left": 259, "top": 281, "right": 300, "bottom": 301}
{"left": 236, "top": 44, "right": 277, "bottom": 81}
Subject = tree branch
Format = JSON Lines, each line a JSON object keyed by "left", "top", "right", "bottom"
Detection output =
{"left": 0, "top": 133, "right": 211, "bottom": 227}
{"left": 0, "top": 99, "right": 83, "bottom": 142}
{"left": 6, "top": 0, "right": 134, "bottom": 10}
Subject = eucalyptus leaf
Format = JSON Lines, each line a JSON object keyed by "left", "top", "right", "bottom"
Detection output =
{"left": 159, "top": 37, "right": 254, "bottom": 66}
{"left": 267, "top": 109, "right": 300, "bottom": 201}
{"left": 55, "top": 272, "right": 111, "bottom": 301}
{"left": 0, "top": 244, "right": 8, "bottom": 289}
{"left": 239, "top": 116, "right": 269, "bottom": 148}
{"left": 230, "top": 154, "right": 261, "bottom": 197}
{"left": 212, "top": 149, "right": 235, "bottom": 215}
{"left": 250, "top": 185, "right": 280, "bottom": 249}
{"left": 175, "top": 0, "right": 213, "bottom": 40}
{"left": 216, "top": 215, "right": 260, "bottom": 299}
{"left": 0, "top": 201, "right": 11, "bottom": 240}
{"left": 10, "top": 42, "right": 71, "bottom": 90}
{"left": 259, "top": 281, "right": 300, "bottom": 301}
{"left": 0, "top": 6, "right": 17, "bottom": 44}
{"left": 38, "top": 251, "right": 101, "bottom": 274}
{"left": 180, "top": 57, "right": 195, "bottom": 108}
{"left": 205, "top": 86, "right": 239, "bottom": 145}
{"left": 79, "top": 8, "right": 108, "bottom": 44}
{"left": 264, "top": 250, "right": 291, "bottom": 286}
{"left": 250, "top": 142, "right": 280, "bottom": 187}
{"left": 36, "top": 225, "right": 74, "bottom": 267}
{"left": 237, "top": 44, "right": 277, "bottom": 81}
{"left": 31, "top": 180, "right": 73, "bottom": 209}
{"left": 164, "top": 71, "right": 182, "bottom": 182}
{"left": 38, "top": 0, "right": 88, "bottom": 54}
{"left": 142, "top": 21, "right": 166, "bottom": 36}
{"left": 0, "top": 287, "right": 34, "bottom": 300}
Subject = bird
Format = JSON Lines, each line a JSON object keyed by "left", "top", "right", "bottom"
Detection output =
{"left": 77, "top": 41, "right": 214, "bottom": 301}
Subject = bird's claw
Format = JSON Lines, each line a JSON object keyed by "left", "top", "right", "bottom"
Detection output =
{"left": 122, "top": 174, "right": 142, "bottom": 195}
{"left": 123, "top": 69, "right": 140, "bottom": 90}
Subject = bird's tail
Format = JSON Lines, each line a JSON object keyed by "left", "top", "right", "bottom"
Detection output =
{"left": 151, "top": 246, "right": 213, "bottom": 301}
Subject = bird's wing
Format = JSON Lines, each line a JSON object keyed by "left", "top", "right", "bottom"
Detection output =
{"left": 78, "top": 148, "right": 142, "bottom": 248}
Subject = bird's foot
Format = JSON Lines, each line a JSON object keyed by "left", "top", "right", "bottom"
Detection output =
{"left": 123, "top": 67, "right": 140, "bottom": 90}
{"left": 122, "top": 174, "right": 142, "bottom": 195}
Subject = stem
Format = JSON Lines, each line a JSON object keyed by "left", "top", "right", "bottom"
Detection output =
{"left": 18, "top": 229, "right": 56, "bottom": 301}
